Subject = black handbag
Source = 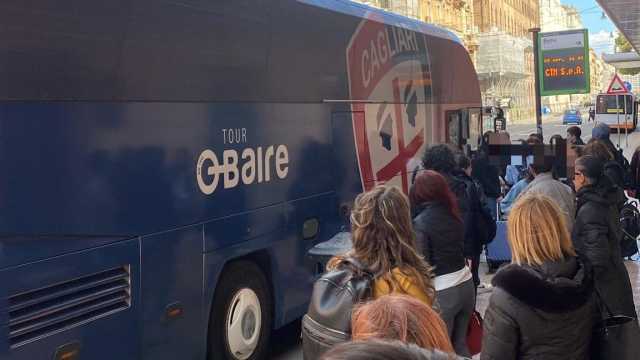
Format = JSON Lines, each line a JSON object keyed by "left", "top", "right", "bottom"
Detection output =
{"left": 592, "top": 289, "right": 640, "bottom": 360}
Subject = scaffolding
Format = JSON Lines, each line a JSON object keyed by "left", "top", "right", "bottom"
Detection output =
{"left": 475, "top": 31, "right": 535, "bottom": 122}
{"left": 353, "top": 0, "right": 421, "bottom": 20}
{"left": 475, "top": 31, "right": 531, "bottom": 75}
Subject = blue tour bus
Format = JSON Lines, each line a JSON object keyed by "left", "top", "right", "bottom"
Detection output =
{"left": 0, "top": 1, "right": 482, "bottom": 359}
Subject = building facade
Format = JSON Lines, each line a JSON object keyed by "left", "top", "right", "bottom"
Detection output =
{"left": 539, "top": 0, "right": 612, "bottom": 111}
{"left": 540, "top": 1, "right": 581, "bottom": 32}
{"left": 419, "top": 0, "right": 478, "bottom": 62}
{"left": 473, "top": 0, "right": 539, "bottom": 37}
{"left": 619, "top": 73, "right": 640, "bottom": 96}
{"left": 355, "top": 0, "right": 479, "bottom": 60}
{"left": 354, "top": 0, "right": 541, "bottom": 122}
{"left": 355, "top": 0, "right": 421, "bottom": 19}
{"left": 473, "top": 0, "right": 540, "bottom": 122}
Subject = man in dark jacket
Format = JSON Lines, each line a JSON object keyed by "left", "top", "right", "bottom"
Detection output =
{"left": 421, "top": 145, "right": 485, "bottom": 288}
{"left": 573, "top": 155, "right": 637, "bottom": 318}
{"left": 592, "top": 123, "right": 630, "bottom": 184}
{"left": 520, "top": 162, "right": 576, "bottom": 232}
{"left": 566, "top": 126, "right": 585, "bottom": 146}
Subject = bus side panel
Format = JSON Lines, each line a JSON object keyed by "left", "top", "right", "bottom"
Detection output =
{"left": 201, "top": 194, "right": 339, "bottom": 331}
{"left": 330, "top": 111, "right": 366, "bottom": 212}
{"left": 0, "top": 239, "right": 141, "bottom": 360}
{"left": 0, "top": 102, "right": 334, "bottom": 238}
{"left": 203, "top": 205, "right": 286, "bottom": 254}
{"left": 276, "top": 192, "right": 340, "bottom": 323}
{"left": 140, "top": 226, "right": 204, "bottom": 360}
{"left": 203, "top": 204, "right": 286, "bottom": 324}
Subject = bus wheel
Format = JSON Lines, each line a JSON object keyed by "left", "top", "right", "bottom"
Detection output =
{"left": 209, "top": 261, "right": 272, "bottom": 360}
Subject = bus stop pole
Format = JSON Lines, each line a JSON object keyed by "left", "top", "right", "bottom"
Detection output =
{"left": 530, "top": 28, "right": 543, "bottom": 137}
{"left": 617, "top": 94, "right": 621, "bottom": 148}
{"left": 624, "top": 95, "right": 628, "bottom": 148}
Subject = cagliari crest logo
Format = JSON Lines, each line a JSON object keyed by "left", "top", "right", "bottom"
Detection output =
{"left": 347, "top": 13, "right": 432, "bottom": 194}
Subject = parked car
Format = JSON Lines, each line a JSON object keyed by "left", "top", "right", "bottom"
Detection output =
{"left": 563, "top": 109, "right": 583, "bottom": 125}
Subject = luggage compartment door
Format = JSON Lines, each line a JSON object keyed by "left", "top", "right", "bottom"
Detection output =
{"left": 0, "top": 239, "right": 140, "bottom": 360}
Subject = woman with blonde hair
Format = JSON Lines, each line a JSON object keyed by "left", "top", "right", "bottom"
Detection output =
{"left": 481, "top": 193, "right": 595, "bottom": 360}
{"left": 328, "top": 185, "right": 435, "bottom": 305}
{"left": 352, "top": 295, "right": 454, "bottom": 354}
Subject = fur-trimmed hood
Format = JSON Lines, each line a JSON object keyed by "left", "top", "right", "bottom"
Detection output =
{"left": 491, "top": 257, "right": 593, "bottom": 313}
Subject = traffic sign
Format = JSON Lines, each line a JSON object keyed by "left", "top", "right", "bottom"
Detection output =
{"left": 606, "top": 74, "right": 629, "bottom": 94}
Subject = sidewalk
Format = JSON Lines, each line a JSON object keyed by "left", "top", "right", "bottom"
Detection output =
{"left": 272, "top": 260, "right": 640, "bottom": 359}
{"left": 475, "top": 260, "right": 640, "bottom": 317}
{"left": 470, "top": 260, "right": 640, "bottom": 360}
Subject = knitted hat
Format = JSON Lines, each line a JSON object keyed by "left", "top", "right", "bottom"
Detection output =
{"left": 592, "top": 123, "right": 610, "bottom": 140}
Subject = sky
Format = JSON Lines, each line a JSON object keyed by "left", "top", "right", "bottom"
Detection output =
{"left": 561, "top": 0, "right": 617, "bottom": 55}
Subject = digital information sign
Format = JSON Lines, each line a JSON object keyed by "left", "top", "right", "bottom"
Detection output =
{"left": 538, "top": 29, "right": 590, "bottom": 96}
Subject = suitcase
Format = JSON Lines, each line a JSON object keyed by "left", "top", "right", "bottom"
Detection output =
{"left": 486, "top": 220, "right": 511, "bottom": 262}
{"left": 620, "top": 199, "right": 640, "bottom": 259}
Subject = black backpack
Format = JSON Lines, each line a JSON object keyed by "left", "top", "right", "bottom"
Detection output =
{"left": 477, "top": 201, "right": 497, "bottom": 245}
{"left": 301, "top": 259, "right": 373, "bottom": 359}
{"left": 604, "top": 160, "right": 626, "bottom": 189}
{"left": 469, "top": 180, "right": 497, "bottom": 245}
{"left": 620, "top": 200, "right": 640, "bottom": 258}
{"left": 614, "top": 149, "right": 633, "bottom": 189}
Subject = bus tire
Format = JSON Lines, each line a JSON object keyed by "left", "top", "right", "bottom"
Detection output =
{"left": 208, "top": 261, "right": 272, "bottom": 360}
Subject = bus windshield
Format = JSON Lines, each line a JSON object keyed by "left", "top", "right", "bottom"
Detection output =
{"left": 596, "top": 94, "right": 633, "bottom": 114}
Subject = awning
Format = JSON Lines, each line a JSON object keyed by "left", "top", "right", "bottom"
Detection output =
{"left": 602, "top": 52, "right": 640, "bottom": 69}
{"left": 597, "top": 0, "right": 640, "bottom": 53}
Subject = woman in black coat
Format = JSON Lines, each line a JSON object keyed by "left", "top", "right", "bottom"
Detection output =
{"left": 482, "top": 193, "right": 595, "bottom": 360}
{"left": 572, "top": 155, "right": 637, "bottom": 318}
{"left": 410, "top": 170, "right": 475, "bottom": 357}
{"left": 421, "top": 146, "right": 486, "bottom": 289}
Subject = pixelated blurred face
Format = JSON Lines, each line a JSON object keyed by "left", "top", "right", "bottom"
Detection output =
{"left": 573, "top": 167, "right": 586, "bottom": 191}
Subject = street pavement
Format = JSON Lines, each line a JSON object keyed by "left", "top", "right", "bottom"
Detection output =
{"left": 507, "top": 113, "right": 595, "bottom": 142}
{"left": 272, "top": 260, "right": 640, "bottom": 360}
{"left": 271, "top": 116, "right": 640, "bottom": 359}
{"left": 508, "top": 113, "right": 640, "bottom": 157}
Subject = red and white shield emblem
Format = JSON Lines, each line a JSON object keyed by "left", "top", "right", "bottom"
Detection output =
{"left": 347, "top": 14, "right": 432, "bottom": 194}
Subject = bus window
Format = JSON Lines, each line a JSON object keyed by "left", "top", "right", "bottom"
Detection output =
{"left": 597, "top": 94, "right": 633, "bottom": 114}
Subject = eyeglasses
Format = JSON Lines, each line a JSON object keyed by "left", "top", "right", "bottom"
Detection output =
{"left": 574, "top": 171, "right": 583, "bottom": 177}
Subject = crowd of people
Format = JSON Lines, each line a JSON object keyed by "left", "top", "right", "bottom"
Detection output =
{"left": 303, "top": 122, "right": 639, "bottom": 360}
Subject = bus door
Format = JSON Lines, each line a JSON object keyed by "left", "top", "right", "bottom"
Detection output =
{"left": 446, "top": 108, "right": 482, "bottom": 152}
{"left": 446, "top": 110, "right": 462, "bottom": 148}
{"left": 467, "top": 107, "right": 482, "bottom": 151}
